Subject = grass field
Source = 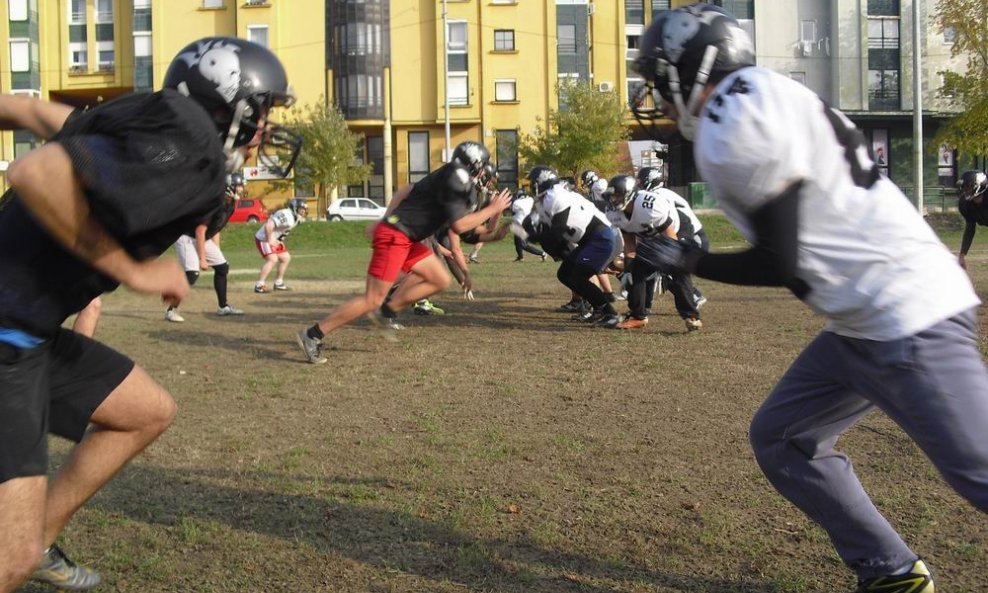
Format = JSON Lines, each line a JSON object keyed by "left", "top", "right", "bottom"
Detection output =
{"left": 20, "top": 213, "right": 988, "bottom": 593}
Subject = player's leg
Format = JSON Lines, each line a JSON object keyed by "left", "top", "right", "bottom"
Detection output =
{"left": 256, "top": 252, "right": 278, "bottom": 292}
{"left": 273, "top": 251, "right": 292, "bottom": 290}
{"left": 388, "top": 252, "right": 450, "bottom": 310}
{"left": 859, "top": 311, "right": 988, "bottom": 512}
{"left": 0, "top": 477, "right": 46, "bottom": 593}
{"left": 43, "top": 334, "right": 175, "bottom": 548}
{"left": 749, "top": 331, "right": 916, "bottom": 582}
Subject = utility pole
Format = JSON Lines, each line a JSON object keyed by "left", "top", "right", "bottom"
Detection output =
{"left": 912, "top": 0, "right": 923, "bottom": 212}
{"left": 442, "top": 0, "right": 451, "bottom": 160}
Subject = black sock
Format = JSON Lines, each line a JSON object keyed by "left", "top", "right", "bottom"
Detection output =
{"left": 380, "top": 303, "right": 397, "bottom": 319}
{"left": 307, "top": 325, "right": 324, "bottom": 340}
{"left": 604, "top": 292, "right": 616, "bottom": 303}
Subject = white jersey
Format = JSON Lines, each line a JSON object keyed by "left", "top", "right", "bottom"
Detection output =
{"left": 608, "top": 189, "right": 679, "bottom": 239}
{"left": 695, "top": 66, "right": 979, "bottom": 340}
{"left": 511, "top": 195, "right": 535, "bottom": 226}
{"left": 536, "top": 183, "right": 611, "bottom": 246}
{"left": 667, "top": 191, "right": 703, "bottom": 235}
{"left": 255, "top": 208, "right": 299, "bottom": 242}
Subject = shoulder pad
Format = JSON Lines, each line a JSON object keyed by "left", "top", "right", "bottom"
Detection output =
{"left": 445, "top": 165, "right": 473, "bottom": 194}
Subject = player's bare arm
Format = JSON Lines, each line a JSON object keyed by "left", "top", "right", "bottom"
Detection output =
{"left": 7, "top": 142, "right": 190, "bottom": 305}
{"left": 450, "top": 191, "right": 511, "bottom": 234}
{"left": 0, "top": 95, "right": 73, "bottom": 139}
{"left": 195, "top": 224, "right": 210, "bottom": 270}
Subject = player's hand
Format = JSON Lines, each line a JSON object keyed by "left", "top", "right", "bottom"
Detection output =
{"left": 463, "top": 287, "right": 475, "bottom": 301}
{"left": 650, "top": 236, "right": 698, "bottom": 275}
{"left": 959, "top": 253, "right": 967, "bottom": 270}
{"left": 125, "top": 259, "right": 190, "bottom": 307}
{"left": 488, "top": 189, "right": 512, "bottom": 214}
{"left": 199, "top": 257, "right": 209, "bottom": 271}
{"left": 461, "top": 275, "right": 474, "bottom": 300}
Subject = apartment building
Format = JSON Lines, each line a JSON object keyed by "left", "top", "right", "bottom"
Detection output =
{"left": 0, "top": 0, "right": 969, "bottom": 205}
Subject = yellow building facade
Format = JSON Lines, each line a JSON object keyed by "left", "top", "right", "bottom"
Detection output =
{"left": 0, "top": 0, "right": 678, "bottom": 205}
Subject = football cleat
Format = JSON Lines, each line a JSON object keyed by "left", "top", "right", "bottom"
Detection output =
{"left": 164, "top": 308, "right": 185, "bottom": 323}
{"left": 31, "top": 545, "right": 102, "bottom": 591}
{"left": 366, "top": 309, "right": 402, "bottom": 341}
{"left": 273, "top": 281, "right": 289, "bottom": 291}
{"left": 217, "top": 305, "right": 245, "bottom": 316}
{"left": 685, "top": 316, "right": 703, "bottom": 332}
{"left": 616, "top": 317, "right": 649, "bottom": 330}
{"left": 557, "top": 300, "right": 585, "bottom": 313}
{"left": 254, "top": 283, "right": 267, "bottom": 294}
{"left": 540, "top": 253, "right": 548, "bottom": 262}
{"left": 595, "top": 313, "right": 620, "bottom": 328}
{"left": 857, "top": 559, "right": 934, "bottom": 593}
{"left": 413, "top": 299, "right": 445, "bottom": 315}
{"left": 295, "top": 330, "right": 327, "bottom": 364}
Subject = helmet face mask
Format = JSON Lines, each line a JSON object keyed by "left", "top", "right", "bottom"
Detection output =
{"left": 164, "top": 37, "right": 302, "bottom": 176}
{"left": 633, "top": 3, "right": 754, "bottom": 141}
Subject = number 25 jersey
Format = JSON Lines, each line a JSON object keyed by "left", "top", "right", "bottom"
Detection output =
{"left": 694, "top": 66, "right": 978, "bottom": 340}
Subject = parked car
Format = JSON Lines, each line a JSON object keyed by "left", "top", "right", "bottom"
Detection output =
{"left": 326, "top": 197, "right": 386, "bottom": 221}
{"left": 228, "top": 199, "right": 269, "bottom": 223}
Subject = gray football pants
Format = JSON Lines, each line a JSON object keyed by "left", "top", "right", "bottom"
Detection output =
{"left": 749, "top": 309, "right": 988, "bottom": 580}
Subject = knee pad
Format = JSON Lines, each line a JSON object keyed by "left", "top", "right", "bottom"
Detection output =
{"left": 213, "top": 263, "right": 230, "bottom": 277}
{"left": 185, "top": 271, "right": 200, "bottom": 285}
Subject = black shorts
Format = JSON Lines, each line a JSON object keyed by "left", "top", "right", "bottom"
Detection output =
{"left": 0, "top": 329, "right": 134, "bottom": 483}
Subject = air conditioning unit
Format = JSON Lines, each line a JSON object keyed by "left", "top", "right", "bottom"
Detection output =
{"left": 800, "top": 41, "right": 813, "bottom": 56}
{"left": 597, "top": 81, "right": 614, "bottom": 92}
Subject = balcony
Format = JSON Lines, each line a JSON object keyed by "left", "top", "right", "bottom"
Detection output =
{"left": 98, "top": 62, "right": 115, "bottom": 72}
{"left": 245, "top": 0, "right": 269, "bottom": 5}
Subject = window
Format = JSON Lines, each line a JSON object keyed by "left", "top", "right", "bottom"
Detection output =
{"left": 790, "top": 71, "right": 806, "bottom": 85}
{"left": 867, "top": 17, "right": 900, "bottom": 109}
{"left": 943, "top": 26, "right": 956, "bottom": 44}
{"left": 10, "top": 39, "right": 29, "bottom": 72}
{"left": 494, "top": 30, "right": 514, "bottom": 51}
{"left": 248, "top": 25, "right": 269, "bottom": 48}
{"left": 558, "top": 24, "right": 576, "bottom": 54}
{"left": 367, "top": 136, "right": 385, "bottom": 200}
{"left": 495, "top": 130, "right": 518, "bottom": 187}
{"left": 69, "top": 0, "right": 85, "bottom": 23}
{"left": 96, "top": 0, "right": 112, "bottom": 22}
{"left": 626, "top": 0, "right": 644, "bottom": 25}
{"left": 714, "top": 0, "right": 753, "bottom": 19}
{"left": 8, "top": 0, "right": 27, "bottom": 21}
{"left": 650, "top": 0, "right": 670, "bottom": 13}
{"left": 203, "top": 0, "right": 224, "bottom": 7}
{"left": 447, "top": 21, "right": 468, "bottom": 106}
{"left": 98, "top": 45, "right": 114, "bottom": 71}
{"left": 867, "top": 0, "right": 899, "bottom": 16}
{"left": 70, "top": 43, "right": 87, "bottom": 70}
{"left": 867, "top": 18, "right": 899, "bottom": 49}
{"left": 408, "top": 132, "right": 430, "bottom": 183}
{"left": 494, "top": 80, "right": 516, "bottom": 102}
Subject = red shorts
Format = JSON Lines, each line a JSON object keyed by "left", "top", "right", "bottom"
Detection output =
{"left": 256, "top": 240, "right": 287, "bottom": 257}
{"left": 367, "top": 223, "right": 432, "bottom": 282}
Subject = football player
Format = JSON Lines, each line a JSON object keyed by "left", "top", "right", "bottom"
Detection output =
{"left": 634, "top": 4, "right": 988, "bottom": 591}
{"left": 0, "top": 37, "right": 298, "bottom": 593}
{"left": 166, "top": 173, "right": 248, "bottom": 321}
{"left": 579, "top": 169, "right": 610, "bottom": 212}
{"left": 604, "top": 175, "right": 702, "bottom": 331}
{"left": 636, "top": 165, "right": 708, "bottom": 310}
{"left": 254, "top": 198, "right": 307, "bottom": 293}
{"left": 956, "top": 169, "right": 988, "bottom": 270}
{"left": 524, "top": 165, "right": 622, "bottom": 328}
{"left": 509, "top": 188, "right": 548, "bottom": 262}
{"left": 297, "top": 141, "right": 511, "bottom": 363}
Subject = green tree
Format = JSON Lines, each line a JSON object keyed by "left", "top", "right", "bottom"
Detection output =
{"left": 282, "top": 97, "right": 371, "bottom": 218}
{"left": 934, "top": 0, "right": 988, "bottom": 156}
{"left": 517, "top": 80, "right": 629, "bottom": 182}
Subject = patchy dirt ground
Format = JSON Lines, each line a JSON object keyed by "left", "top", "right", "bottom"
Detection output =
{"left": 22, "top": 239, "right": 988, "bottom": 593}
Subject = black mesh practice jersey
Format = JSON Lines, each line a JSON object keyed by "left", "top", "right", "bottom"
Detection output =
{"left": 386, "top": 162, "right": 477, "bottom": 241}
{"left": 0, "top": 89, "right": 227, "bottom": 338}
{"left": 959, "top": 197, "right": 988, "bottom": 255}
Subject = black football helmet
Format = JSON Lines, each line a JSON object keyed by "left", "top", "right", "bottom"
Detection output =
{"left": 633, "top": 3, "right": 754, "bottom": 141}
{"left": 163, "top": 37, "right": 302, "bottom": 176}
{"left": 959, "top": 170, "right": 988, "bottom": 201}
{"left": 289, "top": 198, "right": 308, "bottom": 218}
{"left": 636, "top": 166, "right": 664, "bottom": 191}
{"left": 605, "top": 175, "right": 638, "bottom": 210}
{"left": 580, "top": 170, "right": 599, "bottom": 189}
{"left": 526, "top": 166, "right": 560, "bottom": 196}
{"left": 224, "top": 172, "right": 245, "bottom": 199}
{"left": 451, "top": 141, "right": 491, "bottom": 176}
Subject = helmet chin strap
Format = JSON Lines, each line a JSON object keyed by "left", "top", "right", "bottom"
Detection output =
{"left": 670, "top": 45, "right": 719, "bottom": 142}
